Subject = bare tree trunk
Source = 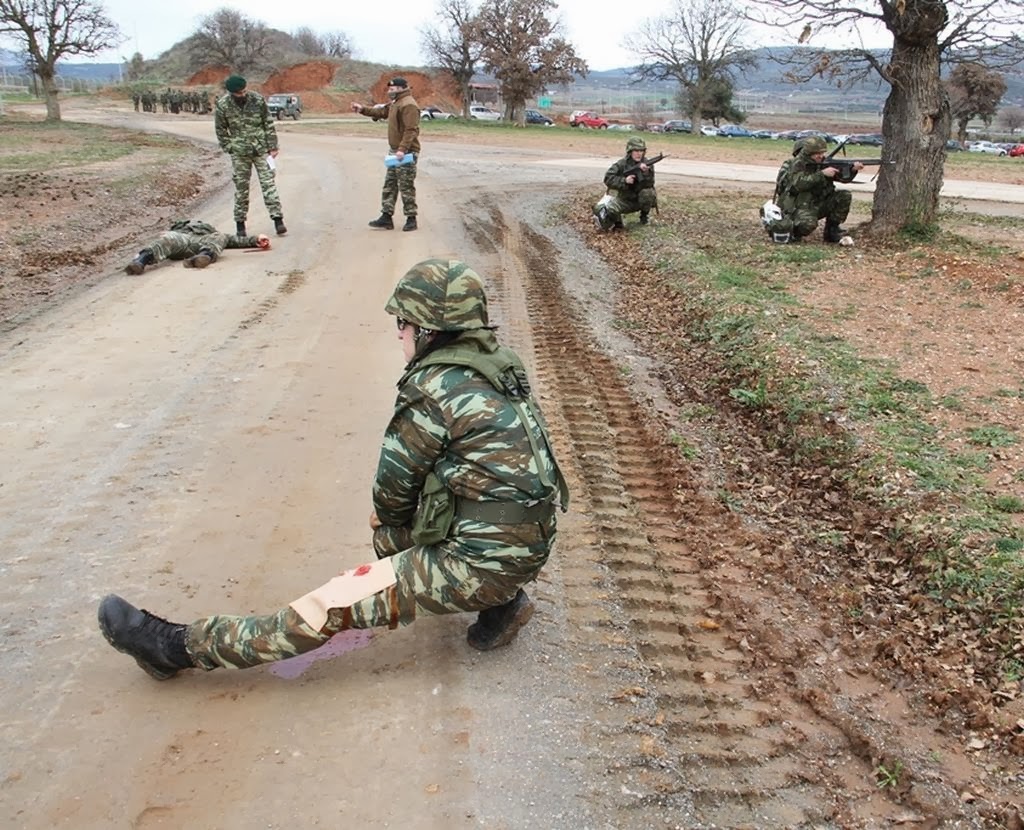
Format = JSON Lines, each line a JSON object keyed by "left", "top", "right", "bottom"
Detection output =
{"left": 871, "top": 38, "right": 949, "bottom": 234}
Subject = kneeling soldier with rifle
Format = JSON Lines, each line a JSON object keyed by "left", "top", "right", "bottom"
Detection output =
{"left": 594, "top": 137, "right": 663, "bottom": 231}
{"left": 767, "top": 136, "right": 863, "bottom": 244}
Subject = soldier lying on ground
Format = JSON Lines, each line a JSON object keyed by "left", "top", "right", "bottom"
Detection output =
{"left": 98, "top": 258, "right": 570, "bottom": 680}
{"left": 124, "top": 219, "right": 271, "bottom": 275}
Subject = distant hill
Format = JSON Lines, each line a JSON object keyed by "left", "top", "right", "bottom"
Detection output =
{"left": 4, "top": 43, "right": 1022, "bottom": 113}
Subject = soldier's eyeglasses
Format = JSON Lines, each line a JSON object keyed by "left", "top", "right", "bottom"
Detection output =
{"left": 396, "top": 317, "right": 411, "bottom": 331}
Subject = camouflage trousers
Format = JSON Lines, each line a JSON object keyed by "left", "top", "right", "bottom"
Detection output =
{"left": 380, "top": 159, "right": 418, "bottom": 217}
{"left": 790, "top": 189, "right": 852, "bottom": 238}
{"left": 145, "top": 231, "right": 231, "bottom": 263}
{"left": 186, "top": 526, "right": 553, "bottom": 671}
{"left": 230, "top": 153, "right": 282, "bottom": 222}
{"left": 602, "top": 186, "right": 657, "bottom": 221}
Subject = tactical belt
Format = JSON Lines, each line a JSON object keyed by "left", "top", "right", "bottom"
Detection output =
{"left": 455, "top": 498, "right": 555, "bottom": 525}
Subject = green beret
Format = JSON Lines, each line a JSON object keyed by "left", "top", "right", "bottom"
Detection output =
{"left": 224, "top": 75, "right": 246, "bottom": 93}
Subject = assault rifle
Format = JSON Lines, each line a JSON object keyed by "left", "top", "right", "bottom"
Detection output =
{"left": 623, "top": 152, "right": 666, "bottom": 182}
{"left": 813, "top": 140, "right": 894, "bottom": 183}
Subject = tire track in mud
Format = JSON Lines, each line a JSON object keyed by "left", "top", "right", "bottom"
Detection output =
{"left": 459, "top": 198, "right": 972, "bottom": 828}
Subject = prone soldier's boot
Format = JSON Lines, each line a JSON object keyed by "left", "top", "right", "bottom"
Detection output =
{"left": 272, "top": 216, "right": 287, "bottom": 236}
{"left": 98, "top": 594, "right": 194, "bottom": 680}
{"left": 183, "top": 248, "right": 217, "bottom": 269}
{"left": 124, "top": 248, "right": 155, "bottom": 275}
{"left": 235, "top": 220, "right": 247, "bottom": 236}
{"left": 466, "top": 588, "right": 535, "bottom": 651}
{"left": 639, "top": 210, "right": 650, "bottom": 225}
{"left": 824, "top": 219, "right": 845, "bottom": 244}
{"left": 402, "top": 216, "right": 418, "bottom": 232}
{"left": 368, "top": 213, "right": 395, "bottom": 230}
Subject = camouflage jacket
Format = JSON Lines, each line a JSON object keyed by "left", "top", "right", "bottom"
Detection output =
{"left": 372, "top": 330, "right": 561, "bottom": 554}
{"left": 604, "top": 154, "right": 656, "bottom": 194}
{"left": 214, "top": 91, "right": 278, "bottom": 157}
{"left": 358, "top": 88, "right": 421, "bottom": 154}
{"left": 778, "top": 153, "right": 835, "bottom": 214}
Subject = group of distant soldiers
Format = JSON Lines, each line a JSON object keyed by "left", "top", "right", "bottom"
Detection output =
{"left": 131, "top": 88, "right": 213, "bottom": 115}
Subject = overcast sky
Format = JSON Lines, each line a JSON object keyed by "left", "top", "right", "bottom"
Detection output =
{"left": 81, "top": 0, "right": 884, "bottom": 72}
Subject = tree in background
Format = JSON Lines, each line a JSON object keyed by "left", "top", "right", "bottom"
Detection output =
{"left": 420, "top": 0, "right": 483, "bottom": 119}
{"left": 1001, "top": 105, "right": 1024, "bottom": 136}
{"left": 629, "top": 97, "right": 656, "bottom": 130}
{"left": 624, "top": 0, "right": 756, "bottom": 138}
{"left": 746, "top": 0, "right": 1024, "bottom": 236}
{"left": 677, "top": 75, "right": 744, "bottom": 126}
{"left": 0, "top": 0, "right": 121, "bottom": 121}
{"left": 293, "top": 26, "right": 353, "bottom": 60}
{"left": 190, "top": 7, "right": 273, "bottom": 75}
{"left": 123, "top": 50, "right": 145, "bottom": 83}
{"left": 946, "top": 64, "right": 1006, "bottom": 144}
{"left": 475, "top": 0, "right": 587, "bottom": 126}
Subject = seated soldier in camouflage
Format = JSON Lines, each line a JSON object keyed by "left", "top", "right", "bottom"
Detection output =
{"left": 593, "top": 136, "right": 658, "bottom": 230}
{"left": 124, "top": 219, "right": 271, "bottom": 275}
{"left": 98, "top": 258, "right": 569, "bottom": 680}
{"left": 772, "top": 136, "right": 863, "bottom": 244}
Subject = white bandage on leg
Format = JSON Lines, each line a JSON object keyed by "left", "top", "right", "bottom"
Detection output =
{"left": 290, "top": 559, "right": 397, "bottom": 630}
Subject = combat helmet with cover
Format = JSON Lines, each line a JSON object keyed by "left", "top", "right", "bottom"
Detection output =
{"left": 800, "top": 135, "right": 828, "bottom": 155}
{"left": 385, "top": 259, "right": 489, "bottom": 331}
{"left": 625, "top": 136, "right": 646, "bottom": 153}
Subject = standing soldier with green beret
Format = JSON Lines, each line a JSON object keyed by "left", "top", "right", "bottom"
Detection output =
{"left": 773, "top": 136, "right": 863, "bottom": 243}
{"left": 215, "top": 74, "right": 287, "bottom": 238}
{"left": 97, "top": 259, "right": 569, "bottom": 680}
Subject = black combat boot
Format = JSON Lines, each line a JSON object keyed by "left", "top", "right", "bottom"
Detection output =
{"left": 466, "top": 589, "right": 535, "bottom": 651}
{"left": 639, "top": 211, "right": 649, "bottom": 225}
{"left": 368, "top": 213, "right": 394, "bottom": 230}
{"left": 235, "top": 220, "right": 247, "bottom": 236}
{"left": 124, "top": 249, "right": 156, "bottom": 275}
{"left": 98, "top": 594, "right": 194, "bottom": 680}
{"left": 272, "top": 216, "right": 287, "bottom": 236}
{"left": 183, "top": 248, "right": 217, "bottom": 269}
{"left": 402, "top": 216, "right": 418, "bottom": 232}
{"left": 824, "top": 220, "right": 845, "bottom": 244}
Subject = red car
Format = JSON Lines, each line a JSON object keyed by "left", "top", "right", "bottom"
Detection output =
{"left": 1009, "top": 144, "right": 1024, "bottom": 158}
{"left": 569, "top": 110, "right": 609, "bottom": 129}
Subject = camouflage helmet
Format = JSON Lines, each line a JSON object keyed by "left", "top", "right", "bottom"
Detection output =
{"left": 801, "top": 135, "right": 828, "bottom": 154}
{"left": 385, "top": 259, "right": 489, "bottom": 331}
{"left": 626, "top": 136, "right": 647, "bottom": 153}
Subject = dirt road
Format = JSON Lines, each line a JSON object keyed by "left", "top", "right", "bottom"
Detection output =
{"left": 1, "top": 112, "right": 1020, "bottom": 829}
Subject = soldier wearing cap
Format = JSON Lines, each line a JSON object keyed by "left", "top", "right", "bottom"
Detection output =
{"left": 773, "top": 136, "right": 863, "bottom": 243}
{"left": 214, "top": 74, "right": 288, "bottom": 238}
{"left": 97, "top": 259, "right": 570, "bottom": 681}
{"left": 350, "top": 77, "right": 422, "bottom": 232}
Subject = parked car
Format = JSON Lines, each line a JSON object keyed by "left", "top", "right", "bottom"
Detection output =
{"left": 662, "top": 119, "right": 692, "bottom": 133}
{"left": 717, "top": 124, "right": 753, "bottom": 138}
{"left": 845, "top": 133, "right": 883, "bottom": 146}
{"left": 751, "top": 129, "right": 777, "bottom": 139}
{"left": 469, "top": 104, "right": 502, "bottom": 121}
{"left": 267, "top": 94, "right": 301, "bottom": 120}
{"left": 968, "top": 140, "right": 1007, "bottom": 156}
{"left": 1009, "top": 144, "right": 1024, "bottom": 157}
{"left": 569, "top": 110, "right": 609, "bottom": 129}
{"left": 796, "top": 129, "right": 835, "bottom": 144}
{"left": 946, "top": 139, "right": 965, "bottom": 152}
{"left": 699, "top": 125, "right": 719, "bottom": 137}
{"left": 525, "top": 109, "right": 554, "bottom": 126}
{"left": 421, "top": 106, "right": 454, "bottom": 120}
